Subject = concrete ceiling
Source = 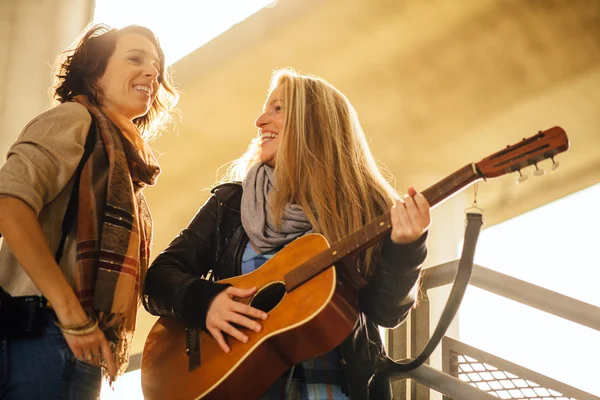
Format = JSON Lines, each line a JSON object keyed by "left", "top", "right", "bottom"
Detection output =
{"left": 131, "top": 0, "right": 600, "bottom": 354}
{"left": 147, "top": 0, "right": 599, "bottom": 238}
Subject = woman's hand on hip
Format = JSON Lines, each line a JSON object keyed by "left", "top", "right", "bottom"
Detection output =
{"left": 390, "top": 187, "right": 431, "bottom": 244}
{"left": 55, "top": 304, "right": 118, "bottom": 378}
{"left": 63, "top": 327, "right": 118, "bottom": 377}
{"left": 206, "top": 286, "right": 268, "bottom": 353}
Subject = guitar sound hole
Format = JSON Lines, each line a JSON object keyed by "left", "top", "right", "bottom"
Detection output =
{"left": 250, "top": 282, "right": 286, "bottom": 313}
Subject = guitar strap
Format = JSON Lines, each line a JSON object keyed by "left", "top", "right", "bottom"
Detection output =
{"left": 397, "top": 211, "right": 483, "bottom": 371}
{"left": 369, "top": 212, "right": 484, "bottom": 398}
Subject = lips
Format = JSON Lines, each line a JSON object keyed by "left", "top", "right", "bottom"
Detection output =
{"left": 133, "top": 84, "right": 152, "bottom": 96}
{"left": 260, "top": 131, "right": 278, "bottom": 143}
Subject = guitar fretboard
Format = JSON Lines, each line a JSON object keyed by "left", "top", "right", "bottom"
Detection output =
{"left": 284, "top": 163, "right": 481, "bottom": 291}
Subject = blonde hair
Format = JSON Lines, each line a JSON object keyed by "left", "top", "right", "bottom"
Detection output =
{"left": 222, "top": 68, "right": 398, "bottom": 276}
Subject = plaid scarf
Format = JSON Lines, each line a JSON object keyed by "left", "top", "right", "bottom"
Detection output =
{"left": 71, "top": 96, "right": 160, "bottom": 378}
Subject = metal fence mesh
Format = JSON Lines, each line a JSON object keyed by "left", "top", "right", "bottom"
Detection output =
{"left": 447, "top": 351, "right": 576, "bottom": 400}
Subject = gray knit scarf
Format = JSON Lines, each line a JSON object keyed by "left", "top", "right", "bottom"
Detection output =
{"left": 241, "top": 163, "right": 313, "bottom": 253}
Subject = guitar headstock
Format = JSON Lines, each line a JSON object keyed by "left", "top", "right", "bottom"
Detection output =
{"left": 475, "top": 127, "right": 570, "bottom": 180}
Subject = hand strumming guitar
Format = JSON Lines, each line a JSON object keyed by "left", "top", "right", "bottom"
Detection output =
{"left": 206, "top": 286, "right": 268, "bottom": 353}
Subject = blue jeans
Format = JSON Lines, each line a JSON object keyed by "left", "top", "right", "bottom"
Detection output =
{"left": 0, "top": 310, "right": 102, "bottom": 400}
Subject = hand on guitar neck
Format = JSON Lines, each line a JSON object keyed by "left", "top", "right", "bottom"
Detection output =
{"left": 390, "top": 186, "right": 431, "bottom": 245}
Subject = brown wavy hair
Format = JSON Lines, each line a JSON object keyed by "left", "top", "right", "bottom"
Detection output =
{"left": 53, "top": 23, "right": 178, "bottom": 141}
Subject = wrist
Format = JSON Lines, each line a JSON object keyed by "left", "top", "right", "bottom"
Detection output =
{"left": 54, "top": 311, "right": 98, "bottom": 336}
{"left": 52, "top": 296, "right": 88, "bottom": 326}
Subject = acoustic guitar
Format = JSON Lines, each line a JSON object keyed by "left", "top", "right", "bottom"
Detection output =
{"left": 141, "top": 127, "right": 569, "bottom": 400}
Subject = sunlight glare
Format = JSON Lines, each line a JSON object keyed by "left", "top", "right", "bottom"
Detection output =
{"left": 94, "top": 0, "right": 276, "bottom": 65}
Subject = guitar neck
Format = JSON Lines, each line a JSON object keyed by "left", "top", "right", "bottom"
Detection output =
{"left": 284, "top": 163, "right": 482, "bottom": 291}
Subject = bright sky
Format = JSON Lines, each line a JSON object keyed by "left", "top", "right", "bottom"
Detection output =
{"left": 93, "top": 0, "right": 276, "bottom": 65}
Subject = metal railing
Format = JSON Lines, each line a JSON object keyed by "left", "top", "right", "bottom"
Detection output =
{"left": 384, "top": 260, "right": 600, "bottom": 399}
{"left": 421, "top": 262, "right": 600, "bottom": 331}
{"left": 442, "top": 337, "right": 599, "bottom": 400}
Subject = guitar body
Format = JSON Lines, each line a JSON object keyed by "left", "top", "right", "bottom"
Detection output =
{"left": 142, "top": 233, "right": 362, "bottom": 400}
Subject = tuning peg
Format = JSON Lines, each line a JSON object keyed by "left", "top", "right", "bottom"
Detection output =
{"left": 533, "top": 163, "right": 545, "bottom": 177}
{"left": 516, "top": 170, "right": 528, "bottom": 184}
{"left": 551, "top": 157, "right": 559, "bottom": 172}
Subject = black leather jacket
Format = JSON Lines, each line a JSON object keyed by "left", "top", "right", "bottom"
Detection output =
{"left": 143, "top": 183, "right": 427, "bottom": 400}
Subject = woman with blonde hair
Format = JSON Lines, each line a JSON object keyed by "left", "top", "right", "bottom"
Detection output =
{"left": 144, "top": 68, "right": 429, "bottom": 399}
{"left": 0, "top": 23, "right": 178, "bottom": 399}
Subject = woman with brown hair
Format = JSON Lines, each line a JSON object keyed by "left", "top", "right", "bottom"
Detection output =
{"left": 0, "top": 23, "right": 177, "bottom": 399}
{"left": 143, "top": 68, "right": 429, "bottom": 399}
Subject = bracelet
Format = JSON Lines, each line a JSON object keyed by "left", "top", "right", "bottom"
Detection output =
{"left": 54, "top": 311, "right": 98, "bottom": 335}
{"left": 60, "top": 319, "right": 99, "bottom": 336}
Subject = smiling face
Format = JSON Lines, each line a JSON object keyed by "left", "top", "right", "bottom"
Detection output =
{"left": 95, "top": 32, "right": 160, "bottom": 120}
{"left": 255, "top": 84, "right": 286, "bottom": 168}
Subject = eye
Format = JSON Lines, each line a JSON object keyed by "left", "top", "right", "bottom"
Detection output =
{"left": 128, "top": 55, "right": 142, "bottom": 63}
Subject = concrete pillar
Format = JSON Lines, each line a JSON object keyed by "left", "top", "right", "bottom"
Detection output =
{"left": 0, "top": 0, "right": 93, "bottom": 161}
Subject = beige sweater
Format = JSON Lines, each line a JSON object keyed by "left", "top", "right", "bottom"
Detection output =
{"left": 0, "top": 102, "right": 91, "bottom": 296}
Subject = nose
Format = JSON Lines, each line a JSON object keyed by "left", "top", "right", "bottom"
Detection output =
{"left": 144, "top": 63, "right": 160, "bottom": 80}
{"left": 255, "top": 111, "right": 268, "bottom": 129}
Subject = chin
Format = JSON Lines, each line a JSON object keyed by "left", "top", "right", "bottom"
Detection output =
{"left": 259, "top": 154, "right": 275, "bottom": 167}
{"left": 130, "top": 109, "right": 150, "bottom": 121}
